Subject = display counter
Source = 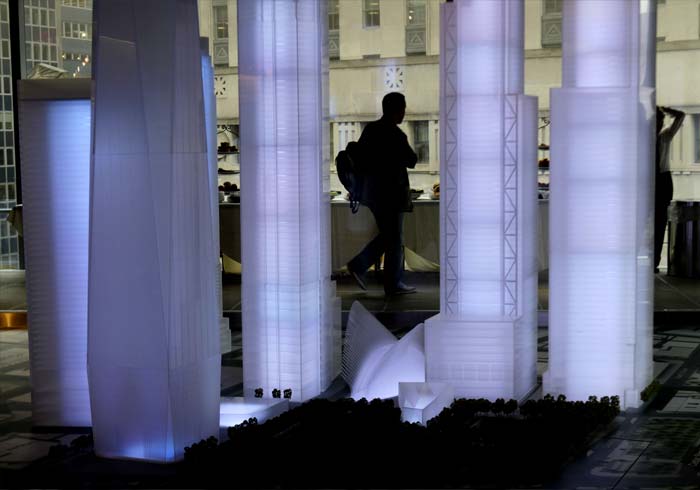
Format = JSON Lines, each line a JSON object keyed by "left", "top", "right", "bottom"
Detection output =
{"left": 220, "top": 199, "right": 550, "bottom": 272}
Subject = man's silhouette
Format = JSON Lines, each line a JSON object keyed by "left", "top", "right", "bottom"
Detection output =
{"left": 347, "top": 92, "right": 418, "bottom": 295}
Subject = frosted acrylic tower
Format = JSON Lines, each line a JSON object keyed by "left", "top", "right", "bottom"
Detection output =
{"left": 544, "top": 0, "right": 656, "bottom": 409}
{"left": 88, "top": 0, "right": 221, "bottom": 462}
{"left": 238, "top": 0, "right": 340, "bottom": 402}
{"left": 424, "top": 0, "right": 538, "bottom": 401}
{"left": 19, "top": 79, "right": 92, "bottom": 427}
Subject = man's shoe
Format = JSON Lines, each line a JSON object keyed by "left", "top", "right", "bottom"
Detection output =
{"left": 348, "top": 264, "right": 367, "bottom": 290}
{"left": 387, "top": 282, "right": 416, "bottom": 295}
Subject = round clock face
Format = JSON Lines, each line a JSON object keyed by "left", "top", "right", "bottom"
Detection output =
{"left": 215, "top": 76, "right": 227, "bottom": 97}
{"left": 384, "top": 66, "right": 404, "bottom": 91}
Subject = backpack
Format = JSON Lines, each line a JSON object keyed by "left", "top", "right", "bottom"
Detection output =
{"left": 335, "top": 141, "right": 365, "bottom": 213}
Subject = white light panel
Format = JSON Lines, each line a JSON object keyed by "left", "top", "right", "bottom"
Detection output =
{"left": 238, "top": 0, "right": 339, "bottom": 402}
{"left": 88, "top": 0, "right": 220, "bottom": 462}
{"left": 545, "top": 0, "right": 655, "bottom": 409}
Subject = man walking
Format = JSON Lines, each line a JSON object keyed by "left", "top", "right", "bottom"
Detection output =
{"left": 347, "top": 92, "right": 418, "bottom": 295}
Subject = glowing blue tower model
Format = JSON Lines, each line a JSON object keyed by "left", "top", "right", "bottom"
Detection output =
{"left": 88, "top": 0, "right": 220, "bottom": 462}
{"left": 238, "top": 0, "right": 340, "bottom": 402}
{"left": 424, "top": 0, "right": 538, "bottom": 401}
{"left": 544, "top": 0, "right": 656, "bottom": 409}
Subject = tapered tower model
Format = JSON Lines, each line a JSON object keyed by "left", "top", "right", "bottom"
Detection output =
{"left": 424, "top": 0, "right": 538, "bottom": 401}
{"left": 544, "top": 0, "right": 656, "bottom": 409}
{"left": 88, "top": 0, "right": 221, "bottom": 462}
{"left": 238, "top": 0, "right": 340, "bottom": 403}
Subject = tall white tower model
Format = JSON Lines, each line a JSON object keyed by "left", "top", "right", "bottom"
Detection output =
{"left": 544, "top": 0, "right": 656, "bottom": 409}
{"left": 238, "top": 0, "right": 340, "bottom": 402}
{"left": 424, "top": 0, "right": 538, "bottom": 401}
{"left": 88, "top": 0, "right": 221, "bottom": 462}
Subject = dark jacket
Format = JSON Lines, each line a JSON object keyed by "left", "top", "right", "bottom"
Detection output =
{"left": 358, "top": 117, "right": 418, "bottom": 212}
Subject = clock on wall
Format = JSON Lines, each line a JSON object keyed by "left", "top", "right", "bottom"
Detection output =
{"left": 214, "top": 76, "right": 227, "bottom": 98}
{"left": 384, "top": 66, "right": 405, "bottom": 91}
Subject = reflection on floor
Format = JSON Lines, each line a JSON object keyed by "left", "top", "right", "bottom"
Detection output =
{"left": 1, "top": 270, "right": 700, "bottom": 487}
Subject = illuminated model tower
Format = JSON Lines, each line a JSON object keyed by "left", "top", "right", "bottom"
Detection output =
{"left": 544, "top": 0, "right": 656, "bottom": 409}
{"left": 88, "top": 0, "right": 220, "bottom": 462}
{"left": 19, "top": 79, "right": 92, "bottom": 427}
{"left": 424, "top": 0, "right": 538, "bottom": 401}
{"left": 238, "top": 0, "right": 340, "bottom": 402}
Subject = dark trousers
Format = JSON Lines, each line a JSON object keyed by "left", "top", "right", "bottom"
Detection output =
{"left": 654, "top": 171, "right": 674, "bottom": 269}
{"left": 349, "top": 207, "right": 404, "bottom": 293}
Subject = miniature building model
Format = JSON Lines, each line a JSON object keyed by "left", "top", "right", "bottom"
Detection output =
{"left": 544, "top": 0, "right": 656, "bottom": 409}
{"left": 424, "top": 0, "right": 538, "bottom": 401}
{"left": 19, "top": 79, "right": 92, "bottom": 427}
{"left": 238, "top": 0, "right": 340, "bottom": 402}
{"left": 88, "top": 0, "right": 220, "bottom": 462}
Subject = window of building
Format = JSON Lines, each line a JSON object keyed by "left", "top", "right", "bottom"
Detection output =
{"left": 328, "top": 0, "right": 339, "bottom": 31}
{"left": 406, "top": 0, "right": 426, "bottom": 55}
{"left": 62, "top": 51, "right": 89, "bottom": 62}
{"left": 62, "top": 0, "right": 91, "bottom": 8}
{"left": 62, "top": 22, "right": 91, "bottom": 40}
{"left": 329, "top": 0, "right": 339, "bottom": 59}
{"left": 363, "top": 0, "right": 380, "bottom": 28}
{"left": 0, "top": 0, "right": 18, "bottom": 268}
{"left": 541, "top": 0, "right": 562, "bottom": 48}
{"left": 407, "top": 0, "right": 426, "bottom": 26}
{"left": 693, "top": 114, "right": 700, "bottom": 163}
{"left": 413, "top": 121, "right": 429, "bottom": 164}
{"left": 24, "top": 0, "right": 59, "bottom": 74}
{"left": 213, "top": 4, "right": 228, "bottom": 40}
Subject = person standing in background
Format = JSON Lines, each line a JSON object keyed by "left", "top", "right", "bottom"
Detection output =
{"left": 347, "top": 92, "right": 418, "bottom": 295}
{"left": 655, "top": 105, "right": 685, "bottom": 273}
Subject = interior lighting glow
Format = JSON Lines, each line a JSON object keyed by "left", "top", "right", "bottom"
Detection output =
{"left": 544, "top": 0, "right": 655, "bottom": 409}
{"left": 88, "top": 0, "right": 220, "bottom": 463}
{"left": 238, "top": 0, "right": 339, "bottom": 402}
{"left": 424, "top": 0, "right": 538, "bottom": 401}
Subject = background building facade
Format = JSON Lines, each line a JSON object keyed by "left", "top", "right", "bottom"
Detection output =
{"left": 198, "top": 0, "right": 700, "bottom": 200}
{"left": 3, "top": 0, "right": 700, "bottom": 268}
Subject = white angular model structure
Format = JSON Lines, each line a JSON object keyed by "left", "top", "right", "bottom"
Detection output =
{"left": 544, "top": 0, "right": 656, "bottom": 409}
{"left": 342, "top": 302, "right": 425, "bottom": 401}
{"left": 88, "top": 0, "right": 220, "bottom": 462}
{"left": 399, "top": 382, "right": 454, "bottom": 426}
{"left": 238, "top": 0, "right": 340, "bottom": 402}
{"left": 19, "top": 79, "right": 92, "bottom": 427}
{"left": 424, "top": 0, "right": 538, "bottom": 401}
